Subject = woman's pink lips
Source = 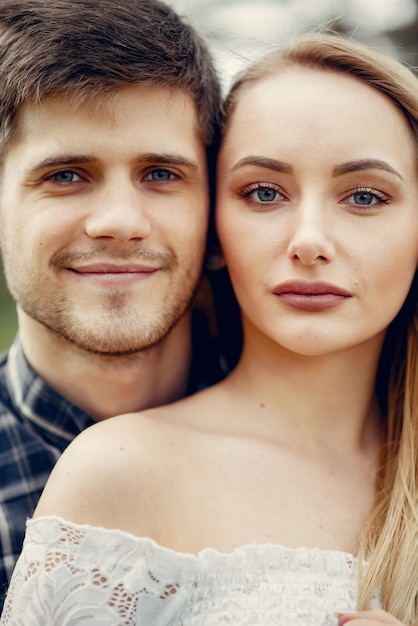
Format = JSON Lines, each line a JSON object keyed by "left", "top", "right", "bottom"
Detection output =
{"left": 273, "top": 280, "right": 351, "bottom": 311}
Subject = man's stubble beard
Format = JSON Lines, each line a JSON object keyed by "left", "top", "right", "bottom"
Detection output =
{"left": 5, "top": 256, "right": 202, "bottom": 357}
{"left": 20, "top": 278, "right": 199, "bottom": 357}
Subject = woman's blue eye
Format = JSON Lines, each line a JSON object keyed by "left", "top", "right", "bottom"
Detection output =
{"left": 256, "top": 187, "right": 278, "bottom": 202}
{"left": 240, "top": 183, "right": 283, "bottom": 204}
{"left": 352, "top": 191, "right": 376, "bottom": 205}
{"left": 240, "top": 183, "right": 284, "bottom": 205}
{"left": 344, "top": 189, "right": 390, "bottom": 207}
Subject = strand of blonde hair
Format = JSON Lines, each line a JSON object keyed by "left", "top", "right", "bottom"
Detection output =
{"left": 357, "top": 312, "right": 418, "bottom": 623}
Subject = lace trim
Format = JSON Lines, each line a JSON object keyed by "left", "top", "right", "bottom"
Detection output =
{"left": 28, "top": 515, "right": 361, "bottom": 567}
{"left": 1, "top": 516, "right": 374, "bottom": 626}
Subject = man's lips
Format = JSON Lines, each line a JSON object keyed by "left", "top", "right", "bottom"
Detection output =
{"left": 71, "top": 263, "right": 158, "bottom": 274}
{"left": 68, "top": 263, "right": 159, "bottom": 285}
{"left": 273, "top": 280, "right": 351, "bottom": 311}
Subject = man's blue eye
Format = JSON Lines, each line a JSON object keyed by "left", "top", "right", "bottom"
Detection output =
{"left": 148, "top": 169, "right": 173, "bottom": 181}
{"left": 51, "top": 171, "right": 81, "bottom": 183}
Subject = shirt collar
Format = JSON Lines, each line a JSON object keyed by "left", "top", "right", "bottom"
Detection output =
{"left": 4, "top": 317, "right": 227, "bottom": 447}
{"left": 5, "top": 335, "right": 95, "bottom": 448}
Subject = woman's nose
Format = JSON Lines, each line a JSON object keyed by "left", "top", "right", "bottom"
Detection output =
{"left": 286, "top": 202, "right": 335, "bottom": 266}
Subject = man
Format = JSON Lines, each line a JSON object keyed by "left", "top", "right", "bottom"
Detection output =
{"left": 0, "top": 0, "right": 223, "bottom": 606}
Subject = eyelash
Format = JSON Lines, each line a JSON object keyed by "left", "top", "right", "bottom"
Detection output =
{"left": 341, "top": 186, "right": 390, "bottom": 207}
{"left": 238, "top": 182, "right": 391, "bottom": 209}
{"left": 239, "top": 182, "right": 285, "bottom": 202}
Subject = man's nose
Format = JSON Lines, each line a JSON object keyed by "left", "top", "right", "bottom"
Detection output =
{"left": 84, "top": 179, "right": 152, "bottom": 241}
{"left": 286, "top": 200, "right": 335, "bottom": 266}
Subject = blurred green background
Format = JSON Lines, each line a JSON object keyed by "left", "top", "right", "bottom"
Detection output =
{"left": 0, "top": 261, "right": 17, "bottom": 352}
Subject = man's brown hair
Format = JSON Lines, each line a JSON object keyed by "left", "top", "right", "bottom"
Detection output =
{"left": 0, "top": 0, "right": 222, "bottom": 151}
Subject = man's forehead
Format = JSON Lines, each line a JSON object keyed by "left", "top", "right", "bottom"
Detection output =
{"left": 2, "top": 90, "right": 207, "bottom": 180}
{"left": 20, "top": 83, "right": 195, "bottom": 119}
{"left": 8, "top": 84, "right": 203, "bottom": 156}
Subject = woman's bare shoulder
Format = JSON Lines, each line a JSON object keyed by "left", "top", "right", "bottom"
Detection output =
{"left": 33, "top": 384, "right": 230, "bottom": 530}
{"left": 33, "top": 410, "right": 186, "bottom": 530}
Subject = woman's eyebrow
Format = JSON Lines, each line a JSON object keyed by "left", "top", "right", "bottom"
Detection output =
{"left": 229, "top": 156, "right": 293, "bottom": 174}
{"left": 332, "top": 159, "right": 404, "bottom": 180}
{"left": 229, "top": 156, "right": 404, "bottom": 181}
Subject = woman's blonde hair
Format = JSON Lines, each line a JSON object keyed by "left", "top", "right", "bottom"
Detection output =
{"left": 223, "top": 34, "right": 418, "bottom": 624}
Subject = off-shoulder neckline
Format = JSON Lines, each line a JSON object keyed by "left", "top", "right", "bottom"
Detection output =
{"left": 28, "top": 515, "right": 361, "bottom": 564}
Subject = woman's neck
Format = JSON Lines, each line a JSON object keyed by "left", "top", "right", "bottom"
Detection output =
{"left": 225, "top": 333, "right": 384, "bottom": 455}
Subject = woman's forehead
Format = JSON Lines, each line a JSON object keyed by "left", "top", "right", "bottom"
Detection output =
{"left": 224, "top": 67, "right": 411, "bottom": 143}
{"left": 219, "top": 67, "right": 417, "bottom": 184}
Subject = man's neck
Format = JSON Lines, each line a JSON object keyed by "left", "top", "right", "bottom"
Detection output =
{"left": 18, "top": 312, "right": 193, "bottom": 420}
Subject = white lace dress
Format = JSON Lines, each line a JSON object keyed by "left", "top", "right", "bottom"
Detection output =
{"left": 1, "top": 516, "right": 379, "bottom": 625}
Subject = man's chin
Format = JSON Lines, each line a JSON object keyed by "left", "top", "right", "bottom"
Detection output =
{"left": 63, "top": 332, "right": 166, "bottom": 357}
{"left": 26, "top": 306, "right": 185, "bottom": 356}
{"left": 30, "top": 319, "right": 166, "bottom": 357}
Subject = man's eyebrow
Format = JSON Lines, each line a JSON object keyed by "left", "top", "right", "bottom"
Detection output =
{"left": 138, "top": 153, "right": 199, "bottom": 170}
{"left": 333, "top": 159, "right": 404, "bottom": 180}
{"left": 230, "top": 156, "right": 293, "bottom": 174}
{"left": 25, "top": 155, "right": 96, "bottom": 175}
{"left": 25, "top": 152, "right": 199, "bottom": 175}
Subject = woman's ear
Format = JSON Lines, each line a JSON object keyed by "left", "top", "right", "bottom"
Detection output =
{"left": 205, "top": 247, "right": 226, "bottom": 271}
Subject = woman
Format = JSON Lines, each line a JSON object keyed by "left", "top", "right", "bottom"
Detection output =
{"left": 2, "top": 34, "right": 417, "bottom": 625}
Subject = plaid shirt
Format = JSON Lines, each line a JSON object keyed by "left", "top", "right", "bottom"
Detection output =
{"left": 0, "top": 314, "right": 226, "bottom": 610}
{"left": 0, "top": 336, "right": 95, "bottom": 608}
